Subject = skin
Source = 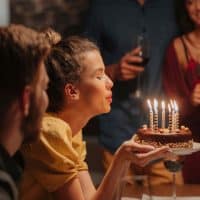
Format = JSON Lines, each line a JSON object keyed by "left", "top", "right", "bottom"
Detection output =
{"left": 0, "top": 62, "right": 49, "bottom": 156}
{"left": 105, "top": 0, "right": 146, "bottom": 81}
{"left": 52, "top": 50, "right": 170, "bottom": 200}
{"left": 185, "top": 0, "right": 200, "bottom": 105}
{"left": 22, "top": 62, "right": 49, "bottom": 143}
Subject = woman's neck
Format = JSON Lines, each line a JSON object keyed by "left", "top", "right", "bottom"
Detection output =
{"left": 56, "top": 108, "right": 91, "bottom": 136}
{"left": 187, "top": 30, "right": 200, "bottom": 47}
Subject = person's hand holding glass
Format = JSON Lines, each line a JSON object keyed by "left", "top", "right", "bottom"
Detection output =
{"left": 132, "top": 33, "right": 150, "bottom": 99}
{"left": 114, "top": 47, "right": 144, "bottom": 81}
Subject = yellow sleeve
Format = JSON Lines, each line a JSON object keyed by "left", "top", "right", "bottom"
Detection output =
{"left": 22, "top": 116, "right": 81, "bottom": 192}
{"left": 72, "top": 130, "right": 88, "bottom": 171}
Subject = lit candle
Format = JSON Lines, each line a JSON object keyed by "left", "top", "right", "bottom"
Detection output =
{"left": 170, "top": 100, "right": 175, "bottom": 131}
{"left": 153, "top": 99, "right": 158, "bottom": 132}
{"left": 174, "top": 101, "right": 179, "bottom": 129}
{"left": 168, "top": 103, "right": 172, "bottom": 131}
{"left": 147, "top": 99, "right": 153, "bottom": 129}
{"left": 161, "top": 101, "right": 165, "bottom": 129}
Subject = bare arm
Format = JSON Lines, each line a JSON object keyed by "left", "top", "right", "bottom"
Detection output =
{"left": 92, "top": 141, "right": 169, "bottom": 200}
{"left": 53, "top": 141, "right": 169, "bottom": 200}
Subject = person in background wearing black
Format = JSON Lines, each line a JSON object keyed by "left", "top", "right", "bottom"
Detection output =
{"left": 0, "top": 24, "right": 50, "bottom": 199}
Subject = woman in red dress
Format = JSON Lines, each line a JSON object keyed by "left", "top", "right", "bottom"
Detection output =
{"left": 163, "top": 0, "right": 200, "bottom": 183}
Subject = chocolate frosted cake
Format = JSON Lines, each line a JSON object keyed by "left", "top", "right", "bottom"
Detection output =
{"left": 135, "top": 125, "right": 193, "bottom": 148}
{"left": 135, "top": 99, "right": 193, "bottom": 148}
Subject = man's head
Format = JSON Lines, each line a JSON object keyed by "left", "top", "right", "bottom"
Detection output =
{"left": 0, "top": 24, "right": 50, "bottom": 148}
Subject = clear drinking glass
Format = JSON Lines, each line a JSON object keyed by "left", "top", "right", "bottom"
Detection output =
{"left": 164, "top": 159, "right": 183, "bottom": 200}
{"left": 133, "top": 34, "right": 150, "bottom": 99}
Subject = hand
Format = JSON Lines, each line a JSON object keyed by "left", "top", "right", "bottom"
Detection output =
{"left": 114, "top": 47, "right": 144, "bottom": 81}
{"left": 114, "top": 140, "right": 170, "bottom": 167}
{"left": 191, "top": 83, "right": 200, "bottom": 106}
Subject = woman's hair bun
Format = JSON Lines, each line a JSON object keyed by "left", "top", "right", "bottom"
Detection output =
{"left": 42, "top": 28, "right": 61, "bottom": 45}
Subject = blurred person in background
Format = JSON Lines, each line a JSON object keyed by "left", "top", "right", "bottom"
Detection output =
{"left": 83, "top": 0, "right": 181, "bottom": 185}
{"left": 163, "top": 0, "right": 200, "bottom": 184}
{"left": 19, "top": 35, "right": 171, "bottom": 200}
{"left": 0, "top": 24, "right": 50, "bottom": 200}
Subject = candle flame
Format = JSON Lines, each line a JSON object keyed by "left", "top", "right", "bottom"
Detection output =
{"left": 153, "top": 99, "right": 158, "bottom": 113}
{"left": 174, "top": 100, "right": 178, "bottom": 112}
{"left": 147, "top": 99, "right": 152, "bottom": 111}
{"left": 168, "top": 103, "right": 171, "bottom": 112}
{"left": 161, "top": 100, "right": 165, "bottom": 110}
{"left": 170, "top": 99, "right": 174, "bottom": 110}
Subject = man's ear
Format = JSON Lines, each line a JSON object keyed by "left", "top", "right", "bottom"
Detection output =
{"left": 21, "top": 86, "right": 32, "bottom": 116}
{"left": 64, "top": 83, "right": 80, "bottom": 100}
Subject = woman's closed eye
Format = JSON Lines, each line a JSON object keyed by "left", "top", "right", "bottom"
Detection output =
{"left": 96, "top": 73, "right": 105, "bottom": 80}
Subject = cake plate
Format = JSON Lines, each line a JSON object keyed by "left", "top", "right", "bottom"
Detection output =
{"left": 171, "top": 142, "right": 200, "bottom": 156}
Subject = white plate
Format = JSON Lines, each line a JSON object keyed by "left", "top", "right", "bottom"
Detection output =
{"left": 171, "top": 142, "right": 200, "bottom": 156}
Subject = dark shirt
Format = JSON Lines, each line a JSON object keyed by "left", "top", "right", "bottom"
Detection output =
{"left": 0, "top": 146, "right": 23, "bottom": 200}
{"left": 84, "top": 0, "right": 179, "bottom": 153}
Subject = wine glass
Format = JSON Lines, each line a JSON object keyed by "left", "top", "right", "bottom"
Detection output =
{"left": 164, "top": 158, "right": 184, "bottom": 200}
{"left": 133, "top": 34, "right": 150, "bottom": 99}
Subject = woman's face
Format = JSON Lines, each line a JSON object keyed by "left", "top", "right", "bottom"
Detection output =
{"left": 185, "top": 0, "right": 200, "bottom": 27}
{"left": 77, "top": 50, "right": 113, "bottom": 116}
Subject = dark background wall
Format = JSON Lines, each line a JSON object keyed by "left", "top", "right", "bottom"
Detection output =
{"left": 10, "top": 0, "right": 91, "bottom": 36}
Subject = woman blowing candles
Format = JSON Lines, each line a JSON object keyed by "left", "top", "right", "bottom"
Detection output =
{"left": 163, "top": 0, "right": 200, "bottom": 183}
{"left": 19, "top": 35, "right": 170, "bottom": 200}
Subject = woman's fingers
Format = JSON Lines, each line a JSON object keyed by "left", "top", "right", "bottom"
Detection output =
{"left": 130, "top": 145, "right": 170, "bottom": 167}
{"left": 117, "top": 140, "right": 172, "bottom": 167}
{"left": 191, "top": 83, "right": 200, "bottom": 105}
{"left": 123, "top": 140, "right": 155, "bottom": 153}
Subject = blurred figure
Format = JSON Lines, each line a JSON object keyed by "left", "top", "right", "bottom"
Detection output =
{"left": 84, "top": 0, "right": 181, "bottom": 185}
{"left": 19, "top": 36, "right": 170, "bottom": 200}
{"left": 163, "top": 0, "right": 200, "bottom": 183}
{"left": 0, "top": 24, "right": 50, "bottom": 199}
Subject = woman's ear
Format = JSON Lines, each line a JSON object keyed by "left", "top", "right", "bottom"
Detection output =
{"left": 21, "top": 86, "right": 32, "bottom": 116}
{"left": 64, "top": 83, "right": 80, "bottom": 100}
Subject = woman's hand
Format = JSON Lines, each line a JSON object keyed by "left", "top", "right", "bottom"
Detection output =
{"left": 191, "top": 83, "right": 200, "bottom": 106}
{"left": 114, "top": 139, "right": 170, "bottom": 167}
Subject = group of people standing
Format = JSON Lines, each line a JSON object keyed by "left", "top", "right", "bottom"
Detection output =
{"left": 0, "top": 0, "right": 200, "bottom": 200}
{"left": 84, "top": 0, "right": 200, "bottom": 185}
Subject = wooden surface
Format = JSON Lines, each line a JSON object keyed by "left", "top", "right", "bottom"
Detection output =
{"left": 123, "top": 183, "right": 200, "bottom": 198}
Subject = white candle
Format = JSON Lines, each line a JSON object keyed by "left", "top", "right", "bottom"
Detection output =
{"left": 161, "top": 101, "right": 165, "bottom": 129}
{"left": 147, "top": 99, "right": 153, "bottom": 129}
{"left": 174, "top": 101, "right": 179, "bottom": 129}
{"left": 153, "top": 99, "right": 158, "bottom": 131}
{"left": 168, "top": 103, "right": 172, "bottom": 131}
{"left": 170, "top": 100, "right": 175, "bottom": 131}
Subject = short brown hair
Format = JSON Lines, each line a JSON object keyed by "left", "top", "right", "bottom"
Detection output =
{"left": 0, "top": 24, "right": 50, "bottom": 122}
{"left": 45, "top": 36, "right": 99, "bottom": 113}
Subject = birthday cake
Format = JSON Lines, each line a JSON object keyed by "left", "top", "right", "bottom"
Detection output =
{"left": 135, "top": 126, "right": 193, "bottom": 148}
{"left": 135, "top": 100, "right": 193, "bottom": 148}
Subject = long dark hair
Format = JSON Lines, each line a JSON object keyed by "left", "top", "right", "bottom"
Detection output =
{"left": 45, "top": 36, "right": 99, "bottom": 113}
{"left": 175, "top": 0, "right": 195, "bottom": 34}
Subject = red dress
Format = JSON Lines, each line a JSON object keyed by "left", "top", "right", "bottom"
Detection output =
{"left": 163, "top": 40, "right": 200, "bottom": 184}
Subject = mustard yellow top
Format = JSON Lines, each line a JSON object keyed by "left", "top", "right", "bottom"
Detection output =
{"left": 19, "top": 114, "right": 88, "bottom": 200}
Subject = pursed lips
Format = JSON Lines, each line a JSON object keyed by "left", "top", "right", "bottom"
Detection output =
{"left": 106, "top": 93, "right": 112, "bottom": 103}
